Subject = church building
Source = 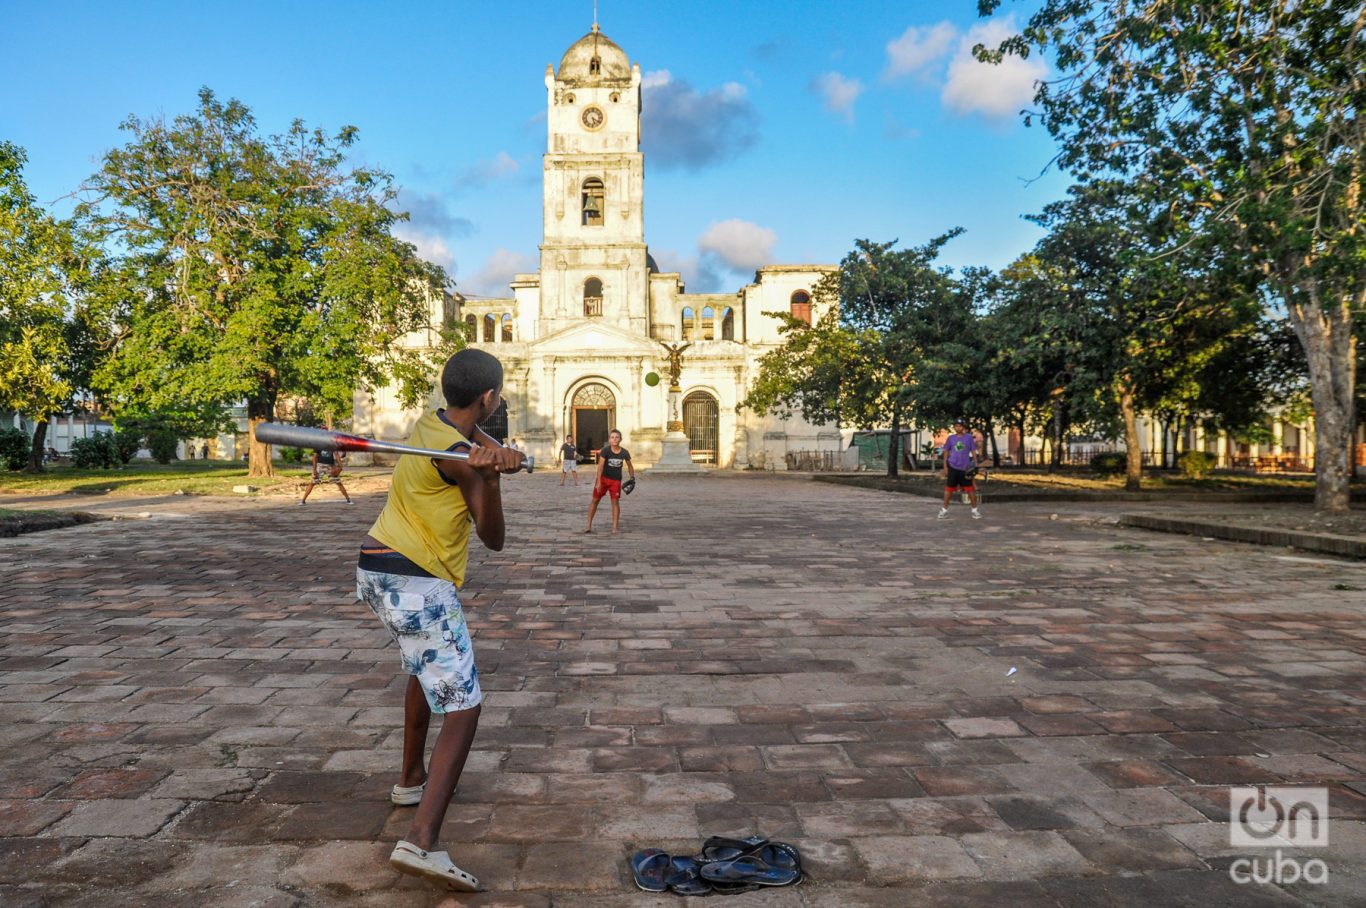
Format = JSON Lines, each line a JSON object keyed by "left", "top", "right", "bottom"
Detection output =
{"left": 353, "top": 26, "right": 842, "bottom": 469}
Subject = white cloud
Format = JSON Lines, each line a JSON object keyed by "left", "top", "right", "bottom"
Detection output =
{"left": 641, "top": 70, "right": 760, "bottom": 171}
{"left": 884, "top": 22, "right": 957, "bottom": 80}
{"left": 394, "top": 189, "right": 474, "bottom": 236}
{"left": 698, "top": 219, "right": 777, "bottom": 273}
{"left": 392, "top": 224, "right": 455, "bottom": 271}
{"left": 464, "top": 248, "right": 536, "bottom": 297}
{"left": 814, "top": 72, "right": 864, "bottom": 122}
{"left": 455, "top": 151, "right": 520, "bottom": 191}
{"left": 941, "top": 18, "right": 1047, "bottom": 120}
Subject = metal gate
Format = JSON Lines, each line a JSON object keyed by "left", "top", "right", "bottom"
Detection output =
{"left": 480, "top": 401, "right": 509, "bottom": 443}
{"left": 683, "top": 392, "right": 718, "bottom": 464}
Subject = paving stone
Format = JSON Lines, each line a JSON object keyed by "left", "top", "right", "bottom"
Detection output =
{"left": 853, "top": 834, "right": 982, "bottom": 882}
{"left": 32, "top": 838, "right": 188, "bottom": 887}
{"left": 0, "top": 798, "right": 73, "bottom": 835}
{"left": 959, "top": 830, "right": 1096, "bottom": 880}
{"left": 1058, "top": 827, "right": 1207, "bottom": 871}
{"left": 49, "top": 799, "right": 184, "bottom": 838}
{"left": 0, "top": 837, "right": 86, "bottom": 884}
{"left": 51, "top": 766, "right": 168, "bottom": 799}
{"left": 168, "top": 801, "right": 293, "bottom": 843}
{"left": 1078, "top": 788, "right": 1209, "bottom": 827}
{"left": 512, "top": 841, "right": 624, "bottom": 891}
{"left": 944, "top": 717, "right": 1028, "bottom": 739}
{"left": 278, "top": 840, "right": 397, "bottom": 893}
{"left": 486, "top": 805, "right": 594, "bottom": 842}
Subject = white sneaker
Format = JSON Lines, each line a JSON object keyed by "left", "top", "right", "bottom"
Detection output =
{"left": 936, "top": 508, "right": 948, "bottom": 519}
{"left": 390, "top": 782, "right": 424, "bottom": 806}
{"left": 390, "top": 841, "right": 481, "bottom": 892}
{"left": 972, "top": 509, "right": 982, "bottom": 519}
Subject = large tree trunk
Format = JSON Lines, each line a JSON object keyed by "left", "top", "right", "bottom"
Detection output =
{"left": 247, "top": 395, "right": 276, "bottom": 479}
{"left": 986, "top": 416, "right": 1000, "bottom": 467}
{"left": 25, "top": 419, "right": 47, "bottom": 474}
{"left": 1284, "top": 286, "right": 1357, "bottom": 512}
{"left": 1118, "top": 381, "right": 1142, "bottom": 491}
{"left": 887, "top": 408, "right": 901, "bottom": 479}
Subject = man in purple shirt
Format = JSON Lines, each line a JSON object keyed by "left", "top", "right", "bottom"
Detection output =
{"left": 939, "top": 419, "right": 981, "bottom": 520}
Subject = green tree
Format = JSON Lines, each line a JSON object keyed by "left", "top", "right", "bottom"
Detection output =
{"left": 0, "top": 142, "right": 92, "bottom": 472}
{"left": 78, "top": 89, "right": 456, "bottom": 478}
{"left": 981, "top": 0, "right": 1365, "bottom": 509}
{"left": 744, "top": 234, "right": 969, "bottom": 477}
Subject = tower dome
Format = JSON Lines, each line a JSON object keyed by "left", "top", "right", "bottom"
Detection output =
{"left": 557, "top": 25, "right": 631, "bottom": 82}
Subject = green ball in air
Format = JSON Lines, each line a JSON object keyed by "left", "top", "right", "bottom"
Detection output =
{"left": 645, "top": 372, "right": 660, "bottom": 387}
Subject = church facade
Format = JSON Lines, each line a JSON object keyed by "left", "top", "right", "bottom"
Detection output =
{"left": 353, "top": 26, "right": 842, "bottom": 469}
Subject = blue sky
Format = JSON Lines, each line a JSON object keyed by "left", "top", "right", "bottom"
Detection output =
{"left": 1, "top": 0, "right": 1067, "bottom": 297}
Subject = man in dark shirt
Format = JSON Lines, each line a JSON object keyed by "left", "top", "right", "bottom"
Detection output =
{"left": 301, "top": 447, "right": 353, "bottom": 505}
{"left": 559, "top": 435, "right": 579, "bottom": 486}
{"left": 584, "top": 429, "right": 635, "bottom": 534}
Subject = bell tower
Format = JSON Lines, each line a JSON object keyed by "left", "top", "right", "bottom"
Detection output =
{"left": 540, "top": 26, "right": 648, "bottom": 336}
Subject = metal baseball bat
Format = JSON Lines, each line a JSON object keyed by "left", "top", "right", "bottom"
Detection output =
{"left": 253, "top": 423, "right": 534, "bottom": 474}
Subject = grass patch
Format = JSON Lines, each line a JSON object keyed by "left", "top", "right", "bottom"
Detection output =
{"left": 0, "top": 460, "right": 313, "bottom": 497}
{"left": 0, "top": 506, "right": 63, "bottom": 519}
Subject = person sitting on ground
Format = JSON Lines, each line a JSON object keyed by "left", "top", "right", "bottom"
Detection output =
{"left": 585, "top": 429, "right": 635, "bottom": 534}
{"left": 301, "top": 446, "right": 353, "bottom": 504}
{"left": 355, "top": 348, "right": 523, "bottom": 893}
{"left": 938, "top": 419, "right": 981, "bottom": 520}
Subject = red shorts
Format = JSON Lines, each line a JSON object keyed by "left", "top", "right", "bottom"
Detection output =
{"left": 593, "top": 477, "right": 622, "bottom": 501}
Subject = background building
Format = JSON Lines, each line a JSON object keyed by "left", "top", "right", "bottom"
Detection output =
{"left": 353, "top": 26, "right": 842, "bottom": 469}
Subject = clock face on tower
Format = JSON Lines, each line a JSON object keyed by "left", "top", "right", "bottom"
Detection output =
{"left": 581, "top": 106, "right": 605, "bottom": 130}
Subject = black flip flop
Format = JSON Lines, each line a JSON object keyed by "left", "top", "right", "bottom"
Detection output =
{"left": 699, "top": 854, "right": 801, "bottom": 887}
{"left": 665, "top": 854, "right": 712, "bottom": 896}
{"left": 629, "top": 849, "right": 670, "bottom": 892}
{"left": 701, "top": 836, "right": 803, "bottom": 876}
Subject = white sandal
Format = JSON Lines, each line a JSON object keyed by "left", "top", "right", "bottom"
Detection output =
{"left": 390, "top": 841, "right": 481, "bottom": 891}
{"left": 390, "top": 782, "right": 424, "bottom": 806}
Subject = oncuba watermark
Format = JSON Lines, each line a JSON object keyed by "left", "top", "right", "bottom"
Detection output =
{"left": 1229, "top": 786, "right": 1329, "bottom": 886}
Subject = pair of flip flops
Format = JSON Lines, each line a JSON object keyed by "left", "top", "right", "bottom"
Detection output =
{"left": 630, "top": 835, "right": 802, "bottom": 896}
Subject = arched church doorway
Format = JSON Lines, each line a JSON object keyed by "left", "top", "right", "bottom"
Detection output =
{"left": 683, "top": 391, "right": 719, "bottom": 464}
{"left": 571, "top": 382, "right": 616, "bottom": 461}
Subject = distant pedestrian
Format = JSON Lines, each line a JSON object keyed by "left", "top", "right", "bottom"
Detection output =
{"left": 302, "top": 448, "right": 353, "bottom": 504}
{"left": 201, "top": 445, "right": 209, "bottom": 460}
{"left": 938, "top": 419, "right": 981, "bottom": 520}
{"left": 559, "top": 435, "right": 578, "bottom": 486}
{"left": 187, "top": 443, "right": 196, "bottom": 460}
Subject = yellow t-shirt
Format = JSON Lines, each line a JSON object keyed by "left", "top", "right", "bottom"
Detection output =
{"left": 368, "top": 411, "right": 473, "bottom": 586}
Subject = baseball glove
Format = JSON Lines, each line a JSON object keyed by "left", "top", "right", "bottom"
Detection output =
{"left": 621, "top": 478, "right": 636, "bottom": 495}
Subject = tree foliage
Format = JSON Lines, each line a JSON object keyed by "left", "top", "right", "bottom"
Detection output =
{"left": 0, "top": 141, "right": 91, "bottom": 472}
{"left": 77, "top": 89, "right": 457, "bottom": 477}
{"left": 980, "top": 0, "right": 1365, "bottom": 508}
{"left": 744, "top": 235, "right": 972, "bottom": 476}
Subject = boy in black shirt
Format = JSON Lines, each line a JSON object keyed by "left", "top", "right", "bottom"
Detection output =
{"left": 584, "top": 429, "right": 635, "bottom": 534}
{"left": 558, "top": 435, "right": 579, "bottom": 486}
{"left": 301, "top": 447, "right": 353, "bottom": 504}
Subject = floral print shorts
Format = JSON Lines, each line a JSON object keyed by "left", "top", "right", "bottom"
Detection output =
{"left": 355, "top": 566, "right": 482, "bottom": 714}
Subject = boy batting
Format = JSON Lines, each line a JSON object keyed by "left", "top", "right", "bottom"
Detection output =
{"left": 355, "top": 348, "right": 522, "bottom": 892}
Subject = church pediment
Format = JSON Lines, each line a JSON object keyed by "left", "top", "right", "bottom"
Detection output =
{"left": 528, "top": 320, "right": 661, "bottom": 357}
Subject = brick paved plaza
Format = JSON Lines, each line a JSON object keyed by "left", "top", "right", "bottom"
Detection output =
{"left": 2, "top": 474, "right": 1364, "bottom": 906}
